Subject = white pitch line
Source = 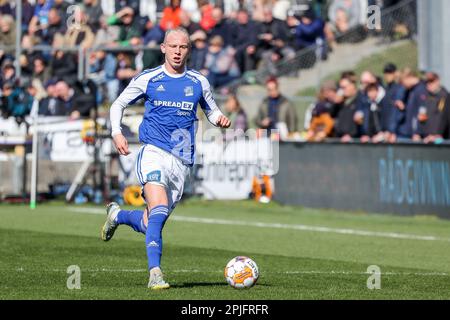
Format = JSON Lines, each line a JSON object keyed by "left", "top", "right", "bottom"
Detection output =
{"left": 67, "top": 207, "right": 450, "bottom": 242}
{"left": 14, "top": 267, "right": 450, "bottom": 276}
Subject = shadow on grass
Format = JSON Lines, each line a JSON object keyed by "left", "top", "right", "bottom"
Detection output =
{"left": 171, "top": 282, "right": 228, "bottom": 288}
{"left": 171, "top": 282, "right": 270, "bottom": 289}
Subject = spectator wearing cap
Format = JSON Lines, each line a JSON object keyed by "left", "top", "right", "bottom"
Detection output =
{"left": 255, "top": 77, "right": 298, "bottom": 139}
{"left": 383, "top": 63, "right": 405, "bottom": 108}
{"left": 160, "top": 0, "right": 182, "bottom": 31}
{"left": 383, "top": 63, "right": 405, "bottom": 142}
{"left": 391, "top": 68, "right": 427, "bottom": 142}
{"left": 415, "top": 72, "right": 449, "bottom": 143}
{"left": 202, "top": 35, "right": 240, "bottom": 88}
{"left": 209, "top": 6, "right": 235, "bottom": 48}
{"left": 305, "top": 80, "right": 336, "bottom": 142}
{"left": 188, "top": 30, "right": 208, "bottom": 71}
{"left": 335, "top": 76, "right": 360, "bottom": 142}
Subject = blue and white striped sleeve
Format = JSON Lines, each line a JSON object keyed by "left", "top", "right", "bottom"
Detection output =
{"left": 197, "top": 76, "right": 224, "bottom": 126}
{"left": 110, "top": 74, "right": 149, "bottom": 137}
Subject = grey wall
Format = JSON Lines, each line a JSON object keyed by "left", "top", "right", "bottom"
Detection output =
{"left": 275, "top": 142, "right": 450, "bottom": 219}
{"left": 418, "top": 0, "right": 450, "bottom": 89}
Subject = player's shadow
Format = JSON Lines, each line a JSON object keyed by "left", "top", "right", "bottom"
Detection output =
{"left": 171, "top": 282, "right": 228, "bottom": 288}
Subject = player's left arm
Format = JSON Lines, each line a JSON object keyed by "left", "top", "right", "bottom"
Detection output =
{"left": 199, "top": 79, "right": 231, "bottom": 128}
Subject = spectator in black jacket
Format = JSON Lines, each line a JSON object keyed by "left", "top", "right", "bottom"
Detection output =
{"left": 53, "top": 0, "right": 70, "bottom": 22}
{"left": 50, "top": 35, "right": 78, "bottom": 84}
{"left": 383, "top": 63, "right": 406, "bottom": 143}
{"left": 233, "top": 9, "right": 260, "bottom": 73}
{"left": 32, "top": 56, "right": 51, "bottom": 88}
{"left": 258, "top": 6, "right": 292, "bottom": 54}
{"left": 38, "top": 80, "right": 64, "bottom": 116}
{"left": 438, "top": 93, "right": 450, "bottom": 140}
{"left": 0, "top": 59, "right": 16, "bottom": 90}
{"left": 417, "top": 72, "right": 449, "bottom": 143}
{"left": 209, "top": 6, "right": 235, "bottom": 48}
{"left": 83, "top": 0, "right": 103, "bottom": 33}
{"left": 392, "top": 68, "right": 427, "bottom": 142}
{"left": 335, "top": 77, "right": 360, "bottom": 142}
{"left": 40, "top": 8, "right": 66, "bottom": 45}
{"left": 188, "top": 30, "right": 208, "bottom": 71}
{"left": 358, "top": 83, "right": 394, "bottom": 143}
{"left": 54, "top": 80, "right": 97, "bottom": 119}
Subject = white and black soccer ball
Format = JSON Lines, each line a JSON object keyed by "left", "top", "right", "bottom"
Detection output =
{"left": 224, "top": 256, "right": 259, "bottom": 289}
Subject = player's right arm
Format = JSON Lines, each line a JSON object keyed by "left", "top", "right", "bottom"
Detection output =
{"left": 110, "top": 72, "right": 149, "bottom": 155}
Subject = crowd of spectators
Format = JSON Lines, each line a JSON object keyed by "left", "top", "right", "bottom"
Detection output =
{"left": 0, "top": 0, "right": 415, "bottom": 115}
{"left": 0, "top": 0, "right": 419, "bottom": 140}
{"left": 304, "top": 64, "right": 450, "bottom": 143}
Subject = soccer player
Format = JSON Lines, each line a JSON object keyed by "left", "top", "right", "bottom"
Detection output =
{"left": 101, "top": 27, "right": 231, "bottom": 289}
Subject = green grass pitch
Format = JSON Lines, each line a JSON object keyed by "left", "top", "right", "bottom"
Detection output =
{"left": 1, "top": 199, "right": 450, "bottom": 299}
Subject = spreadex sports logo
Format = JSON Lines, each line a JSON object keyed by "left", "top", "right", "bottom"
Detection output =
{"left": 153, "top": 100, "right": 194, "bottom": 116}
{"left": 154, "top": 100, "right": 194, "bottom": 110}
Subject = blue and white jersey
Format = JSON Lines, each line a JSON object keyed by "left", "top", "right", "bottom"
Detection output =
{"left": 110, "top": 65, "right": 223, "bottom": 165}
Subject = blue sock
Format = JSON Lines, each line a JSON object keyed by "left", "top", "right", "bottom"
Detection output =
{"left": 116, "top": 210, "right": 147, "bottom": 234}
{"left": 146, "top": 205, "right": 169, "bottom": 270}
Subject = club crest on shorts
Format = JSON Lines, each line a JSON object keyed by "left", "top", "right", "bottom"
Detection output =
{"left": 147, "top": 170, "right": 161, "bottom": 183}
{"left": 184, "top": 86, "right": 193, "bottom": 97}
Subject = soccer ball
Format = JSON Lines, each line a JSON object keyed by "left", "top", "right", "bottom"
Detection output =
{"left": 224, "top": 256, "right": 259, "bottom": 289}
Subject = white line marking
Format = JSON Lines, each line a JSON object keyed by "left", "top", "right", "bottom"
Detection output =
{"left": 67, "top": 207, "right": 450, "bottom": 242}
{"left": 13, "top": 267, "right": 450, "bottom": 276}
